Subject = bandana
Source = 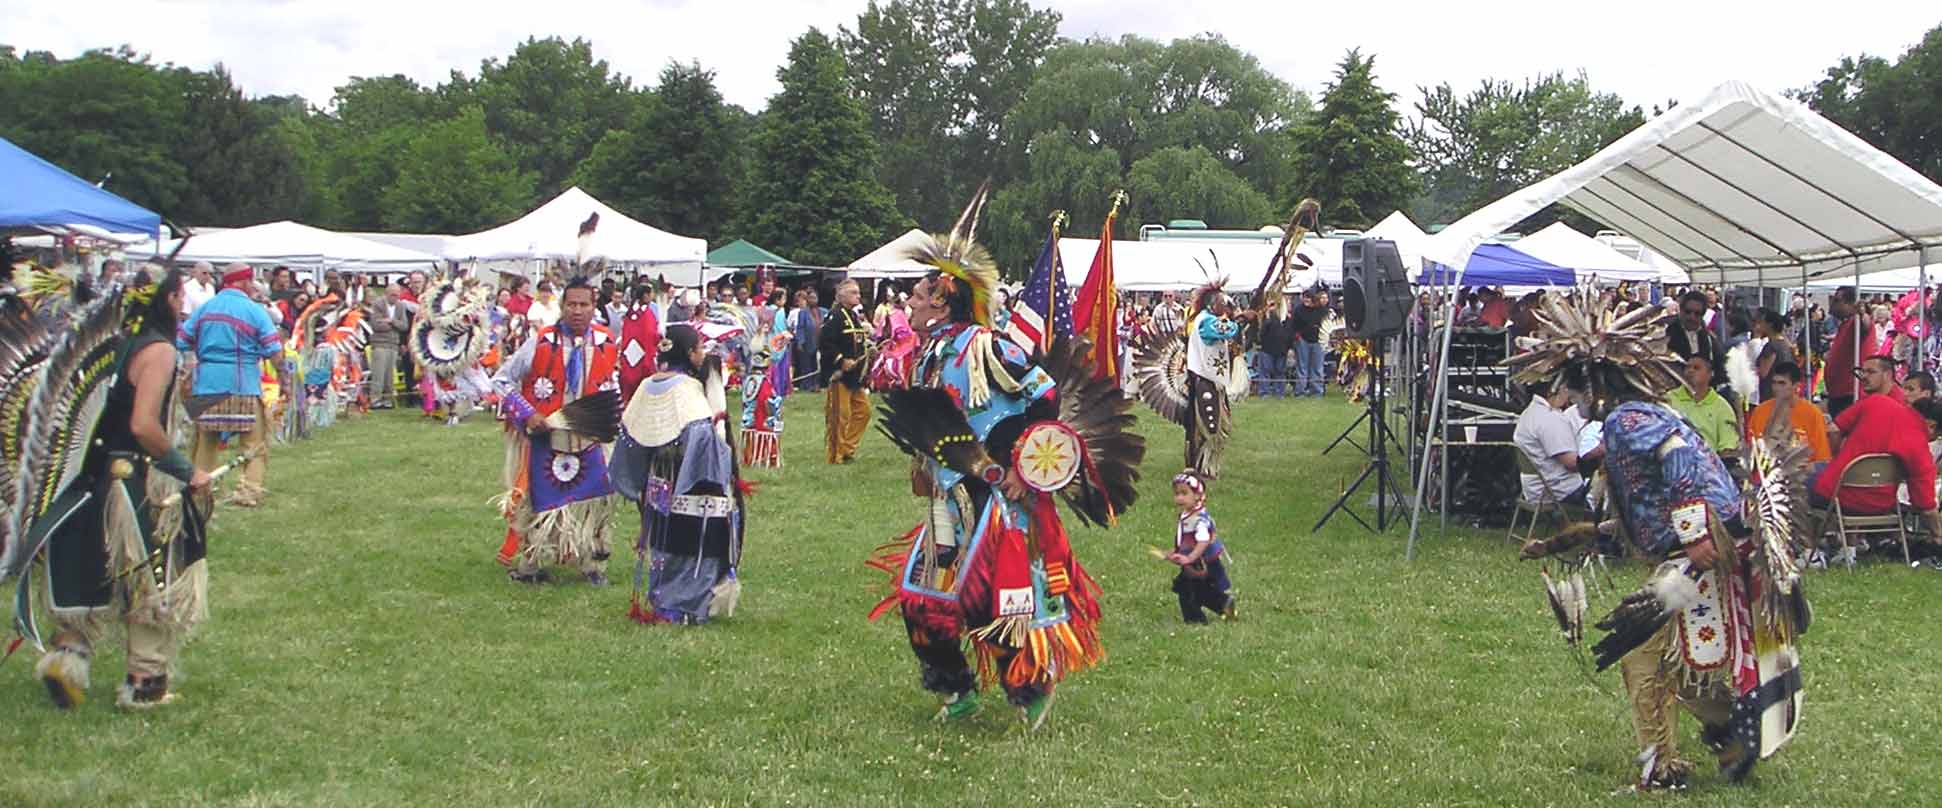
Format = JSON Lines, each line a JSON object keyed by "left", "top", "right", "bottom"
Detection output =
{"left": 221, "top": 266, "right": 254, "bottom": 287}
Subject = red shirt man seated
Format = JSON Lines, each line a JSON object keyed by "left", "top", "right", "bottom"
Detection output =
{"left": 1813, "top": 355, "right": 1937, "bottom": 516}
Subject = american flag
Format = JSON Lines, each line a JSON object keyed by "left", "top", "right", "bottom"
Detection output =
{"left": 1006, "top": 227, "right": 1072, "bottom": 354}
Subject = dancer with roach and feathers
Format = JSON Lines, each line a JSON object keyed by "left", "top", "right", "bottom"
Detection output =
{"left": 1510, "top": 291, "right": 1815, "bottom": 792}
{"left": 609, "top": 323, "right": 749, "bottom": 625}
{"left": 1130, "top": 201, "right": 1317, "bottom": 480}
{"left": 865, "top": 186, "right": 1146, "bottom": 729}
{"left": 489, "top": 215, "right": 625, "bottom": 583}
{"left": 409, "top": 274, "right": 497, "bottom": 427}
{"left": 4, "top": 265, "right": 220, "bottom": 710}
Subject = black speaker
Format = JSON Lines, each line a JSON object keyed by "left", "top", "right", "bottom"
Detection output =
{"left": 1342, "top": 238, "right": 1411, "bottom": 339}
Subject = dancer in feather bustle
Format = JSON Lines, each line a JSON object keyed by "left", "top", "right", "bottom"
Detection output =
{"left": 5, "top": 266, "right": 217, "bottom": 709}
{"left": 1511, "top": 292, "right": 1816, "bottom": 791}
{"left": 866, "top": 187, "right": 1144, "bottom": 728}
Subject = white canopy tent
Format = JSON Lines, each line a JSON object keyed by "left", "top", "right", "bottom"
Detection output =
{"left": 1054, "top": 236, "right": 1337, "bottom": 293}
{"left": 1805, "top": 261, "right": 1941, "bottom": 292}
{"left": 1364, "top": 211, "right": 1430, "bottom": 274}
{"left": 845, "top": 229, "right": 936, "bottom": 278}
{"left": 1408, "top": 79, "right": 1942, "bottom": 559}
{"left": 1511, "top": 222, "right": 1668, "bottom": 284}
{"left": 442, "top": 187, "right": 709, "bottom": 285}
{"left": 148, "top": 220, "right": 442, "bottom": 273}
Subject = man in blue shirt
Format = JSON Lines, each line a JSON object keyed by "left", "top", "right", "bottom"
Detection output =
{"left": 178, "top": 263, "right": 285, "bottom": 507}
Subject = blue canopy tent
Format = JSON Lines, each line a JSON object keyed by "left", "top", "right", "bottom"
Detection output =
{"left": 1415, "top": 243, "right": 1573, "bottom": 287}
{"left": 0, "top": 136, "right": 162, "bottom": 239}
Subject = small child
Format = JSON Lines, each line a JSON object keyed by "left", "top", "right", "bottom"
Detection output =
{"left": 1168, "top": 470, "right": 1235, "bottom": 624}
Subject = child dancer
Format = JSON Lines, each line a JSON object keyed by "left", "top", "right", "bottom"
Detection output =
{"left": 1168, "top": 470, "right": 1235, "bottom": 624}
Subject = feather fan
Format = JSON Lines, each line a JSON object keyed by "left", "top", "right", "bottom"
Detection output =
{"left": 1128, "top": 324, "right": 1190, "bottom": 427}
{"left": 875, "top": 387, "right": 995, "bottom": 478}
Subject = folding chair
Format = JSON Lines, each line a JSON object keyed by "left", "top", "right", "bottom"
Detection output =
{"left": 1506, "top": 449, "right": 1567, "bottom": 545}
{"left": 1829, "top": 453, "right": 1912, "bottom": 568}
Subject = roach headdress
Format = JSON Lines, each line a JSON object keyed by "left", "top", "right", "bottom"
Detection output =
{"left": 904, "top": 181, "right": 998, "bottom": 327}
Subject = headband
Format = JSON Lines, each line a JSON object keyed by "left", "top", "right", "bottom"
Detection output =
{"left": 1172, "top": 472, "right": 1204, "bottom": 495}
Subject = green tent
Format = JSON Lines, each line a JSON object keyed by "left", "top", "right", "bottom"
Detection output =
{"left": 706, "top": 239, "right": 824, "bottom": 277}
{"left": 707, "top": 238, "right": 790, "bottom": 267}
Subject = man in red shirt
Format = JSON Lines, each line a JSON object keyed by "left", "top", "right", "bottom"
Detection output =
{"left": 1814, "top": 356, "right": 1938, "bottom": 523}
{"left": 1823, "top": 286, "right": 1876, "bottom": 417}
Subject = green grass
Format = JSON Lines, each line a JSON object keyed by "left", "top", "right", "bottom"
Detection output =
{"left": 3, "top": 394, "right": 1938, "bottom": 806}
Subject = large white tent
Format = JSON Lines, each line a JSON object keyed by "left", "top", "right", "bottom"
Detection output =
{"left": 1511, "top": 221, "right": 1671, "bottom": 284}
{"left": 1055, "top": 237, "right": 1336, "bottom": 293}
{"left": 1805, "top": 261, "right": 1941, "bottom": 292}
{"left": 1364, "top": 211, "right": 1430, "bottom": 273}
{"left": 1426, "top": 81, "right": 1942, "bottom": 288}
{"left": 1409, "top": 79, "right": 1942, "bottom": 559}
{"left": 148, "top": 220, "right": 442, "bottom": 273}
{"left": 845, "top": 229, "right": 936, "bottom": 278}
{"left": 442, "top": 187, "right": 708, "bottom": 284}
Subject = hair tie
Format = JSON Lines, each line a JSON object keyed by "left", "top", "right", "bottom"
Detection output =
{"left": 658, "top": 337, "right": 675, "bottom": 354}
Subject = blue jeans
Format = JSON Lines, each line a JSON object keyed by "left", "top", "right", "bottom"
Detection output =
{"left": 1294, "top": 340, "right": 1325, "bottom": 397}
{"left": 1251, "top": 352, "right": 1289, "bottom": 397}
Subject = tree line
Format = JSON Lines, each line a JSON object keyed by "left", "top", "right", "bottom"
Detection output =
{"left": 3, "top": 7, "right": 1937, "bottom": 274}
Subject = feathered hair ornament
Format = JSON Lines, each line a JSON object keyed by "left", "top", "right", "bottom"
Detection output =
{"left": 1502, "top": 291, "right": 1682, "bottom": 413}
{"left": 905, "top": 180, "right": 998, "bottom": 327}
{"left": 571, "top": 212, "right": 603, "bottom": 282}
{"left": 1188, "top": 252, "right": 1230, "bottom": 317}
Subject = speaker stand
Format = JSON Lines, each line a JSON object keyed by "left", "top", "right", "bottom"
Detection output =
{"left": 1312, "top": 346, "right": 1409, "bottom": 534}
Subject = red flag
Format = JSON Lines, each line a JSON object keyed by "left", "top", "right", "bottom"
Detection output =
{"left": 1073, "top": 207, "right": 1119, "bottom": 381}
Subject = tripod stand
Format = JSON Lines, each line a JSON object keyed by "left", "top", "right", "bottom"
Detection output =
{"left": 1312, "top": 338, "right": 1410, "bottom": 534}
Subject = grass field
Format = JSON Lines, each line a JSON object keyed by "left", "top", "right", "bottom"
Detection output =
{"left": 3, "top": 393, "right": 1938, "bottom": 806}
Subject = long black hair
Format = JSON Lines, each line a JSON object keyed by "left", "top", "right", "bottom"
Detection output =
{"left": 132, "top": 267, "right": 185, "bottom": 339}
{"left": 657, "top": 323, "right": 705, "bottom": 380}
{"left": 923, "top": 270, "right": 978, "bottom": 325}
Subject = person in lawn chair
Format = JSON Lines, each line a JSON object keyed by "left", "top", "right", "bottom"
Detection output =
{"left": 490, "top": 223, "right": 625, "bottom": 585}
{"left": 6, "top": 265, "right": 217, "bottom": 710}
{"left": 865, "top": 186, "right": 1144, "bottom": 730}
{"left": 1510, "top": 291, "right": 1817, "bottom": 792}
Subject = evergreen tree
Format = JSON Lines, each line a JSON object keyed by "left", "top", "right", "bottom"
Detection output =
{"left": 573, "top": 62, "right": 742, "bottom": 242}
{"left": 738, "top": 29, "right": 904, "bottom": 266}
{"left": 1291, "top": 50, "right": 1418, "bottom": 229}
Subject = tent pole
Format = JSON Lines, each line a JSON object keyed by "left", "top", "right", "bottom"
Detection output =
{"left": 1407, "top": 262, "right": 1465, "bottom": 562}
{"left": 1923, "top": 245, "right": 1933, "bottom": 372}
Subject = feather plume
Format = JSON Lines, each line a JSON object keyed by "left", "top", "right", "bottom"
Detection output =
{"left": 1726, "top": 342, "right": 1758, "bottom": 403}
{"left": 576, "top": 212, "right": 600, "bottom": 268}
{"left": 1128, "top": 323, "right": 1190, "bottom": 426}
{"left": 1503, "top": 292, "right": 1682, "bottom": 407}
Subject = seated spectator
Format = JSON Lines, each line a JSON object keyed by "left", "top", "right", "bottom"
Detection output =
{"left": 1514, "top": 381, "right": 1588, "bottom": 511}
{"left": 1666, "top": 354, "right": 1740, "bottom": 463}
{"left": 1745, "top": 362, "right": 1832, "bottom": 464}
{"left": 1813, "top": 356, "right": 1938, "bottom": 524}
{"left": 1903, "top": 370, "right": 1936, "bottom": 405}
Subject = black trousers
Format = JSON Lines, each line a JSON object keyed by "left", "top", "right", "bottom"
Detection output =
{"left": 1172, "top": 557, "right": 1232, "bottom": 624}
{"left": 904, "top": 613, "right": 1049, "bottom": 706}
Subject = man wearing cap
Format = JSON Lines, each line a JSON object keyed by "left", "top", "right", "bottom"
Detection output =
{"left": 177, "top": 263, "right": 285, "bottom": 507}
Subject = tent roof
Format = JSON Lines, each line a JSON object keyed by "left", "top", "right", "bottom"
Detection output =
{"left": 1511, "top": 222, "right": 1661, "bottom": 283}
{"left": 149, "top": 221, "right": 441, "bottom": 273}
{"left": 441, "top": 186, "right": 706, "bottom": 274}
{"left": 707, "top": 238, "right": 792, "bottom": 267}
{"left": 1418, "top": 243, "right": 1574, "bottom": 287}
{"left": 846, "top": 229, "right": 936, "bottom": 278}
{"left": 344, "top": 231, "right": 455, "bottom": 257}
{"left": 1427, "top": 81, "right": 1942, "bottom": 288}
{"left": 1364, "top": 211, "right": 1430, "bottom": 274}
{"left": 0, "top": 136, "right": 161, "bottom": 239}
{"left": 1056, "top": 237, "right": 1338, "bottom": 293}
{"left": 1804, "top": 261, "right": 1938, "bottom": 291}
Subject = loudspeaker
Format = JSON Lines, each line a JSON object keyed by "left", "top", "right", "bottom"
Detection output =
{"left": 1342, "top": 238, "right": 1411, "bottom": 339}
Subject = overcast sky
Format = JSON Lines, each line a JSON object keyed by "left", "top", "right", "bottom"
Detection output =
{"left": 7, "top": 1, "right": 1936, "bottom": 115}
